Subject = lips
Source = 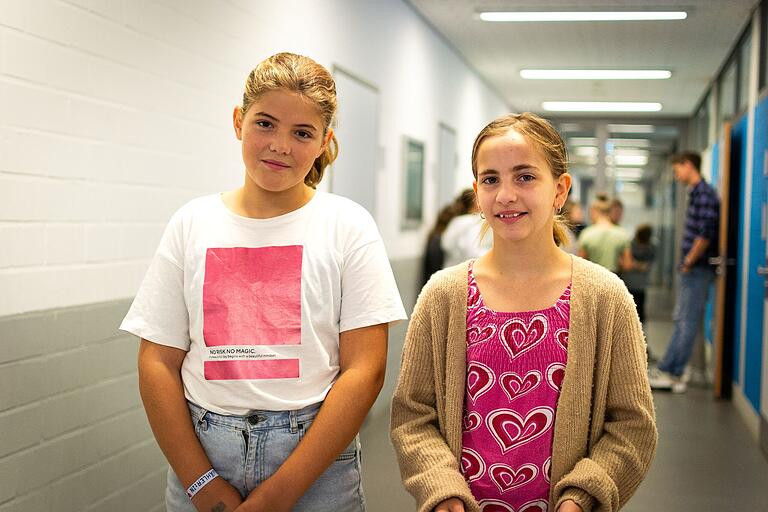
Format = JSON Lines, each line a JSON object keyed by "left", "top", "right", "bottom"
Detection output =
{"left": 495, "top": 210, "right": 527, "bottom": 223}
{"left": 262, "top": 159, "right": 290, "bottom": 170}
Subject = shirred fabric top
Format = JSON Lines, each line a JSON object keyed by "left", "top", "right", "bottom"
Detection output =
{"left": 462, "top": 261, "right": 570, "bottom": 510}
{"left": 390, "top": 256, "right": 657, "bottom": 512}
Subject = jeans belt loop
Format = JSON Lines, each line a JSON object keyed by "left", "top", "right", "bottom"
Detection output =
{"left": 193, "top": 403, "right": 208, "bottom": 425}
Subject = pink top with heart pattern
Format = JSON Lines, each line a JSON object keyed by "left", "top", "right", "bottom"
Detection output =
{"left": 461, "top": 261, "right": 570, "bottom": 512}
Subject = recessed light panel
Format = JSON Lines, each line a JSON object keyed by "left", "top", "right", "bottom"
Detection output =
{"left": 521, "top": 70, "right": 671, "bottom": 80}
{"left": 480, "top": 11, "right": 687, "bottom": 22}
{"left": 542, "top": 102, "right": 662, "bottom": 112}
{"left": 606, "top": 124, "right": 656, "bottom": 133}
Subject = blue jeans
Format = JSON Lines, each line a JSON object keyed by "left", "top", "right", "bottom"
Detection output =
{"left": 166, "top": 401, "right": 366, "bottom": 512}
{"left": 658, "top": 266, "right": 715, "bottom": 376}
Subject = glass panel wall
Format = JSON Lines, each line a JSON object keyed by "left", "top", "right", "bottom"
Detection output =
{"left": 738, "top": 29, "right": 752, "bottom": 112}
{"left": 718, "top": 58, "right": 737, "bottom": 136}
{"left": 692, "top": 93, "right": 710, "bottom": 151}
{"left": 762, "top": 0, "right": 768, "bottom": 90}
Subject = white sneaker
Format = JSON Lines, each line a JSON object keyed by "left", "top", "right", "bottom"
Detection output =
{"left": 648, "top": 367, "right": 687, "bottom": 393}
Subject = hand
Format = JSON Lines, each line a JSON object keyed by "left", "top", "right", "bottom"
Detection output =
{"left": 680, "top": 262, "right": 691, "bottom": 274}
{"left": 434, "top": 497, "right": 466, "bottom": 512}
{"left": 557, "top": 499, "right": 583, "bottom": 512}
{"left": 235, "top": 477, "right": 293, "bottom": 512}
{"left": 191, "top": 477, "right": 243, "bottom": 512}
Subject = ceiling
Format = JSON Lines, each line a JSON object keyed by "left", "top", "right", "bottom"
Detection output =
{"left": 407, "top": 0, "right": 760, "bottom": 118}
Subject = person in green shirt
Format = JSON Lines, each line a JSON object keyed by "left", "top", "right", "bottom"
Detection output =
{"left": 577, "top": 196, "right": 632, "bottom": 273}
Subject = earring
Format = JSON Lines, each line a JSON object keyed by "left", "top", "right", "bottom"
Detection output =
{"left": 480, "top": 211, "right": 486, "bottom": 219}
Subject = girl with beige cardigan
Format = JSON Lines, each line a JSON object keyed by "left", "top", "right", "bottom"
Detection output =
{"left": 390, "top": 113, "right": 657, "bottom": 512}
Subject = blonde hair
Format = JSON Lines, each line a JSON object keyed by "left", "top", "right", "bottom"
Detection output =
{"left": 471, "top": 112, "right": 570, "bottom": 246}
{"left": 239, "top": 52, "right": 339, "bottom": 188}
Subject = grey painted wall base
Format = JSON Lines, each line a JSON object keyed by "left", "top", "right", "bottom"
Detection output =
{"left": 0, "top": 299, "right": 167, "bottom": 512}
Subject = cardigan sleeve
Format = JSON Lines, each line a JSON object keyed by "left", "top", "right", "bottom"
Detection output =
{"left": 553, "top": 286, "right": 658, "bottom": 512}
{"left": 390, "top": 289, "right": 477, "bottom": 512}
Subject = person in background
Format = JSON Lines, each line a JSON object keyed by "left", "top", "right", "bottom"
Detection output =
{"left": 441, "top": 189, "right": 492, "bottom": 268}
{"left": 564, "top": 199, "right": 586, "bottom": 237}
{"left": 424, "top": 189, "right": 477, "bottom": 283}
{"left": 391, "top": 112, "right": 656, "bottom": 512}
{"left": 121, "top": 52, "right": 406, "bottom": 512}
{"left": 622, "top": 224, "right": 657, "bottom": 344}
{"left": 649, "top": 151, "right": 719, "bottom": 393}
{"left": 422, "top": 203, "right": 458, "bottom": 287}
{"left": 609, "top": 198, "right": 624, "bottom": 226}
{"left": 578, "top": 196, "right": 632, "bottom": 274}
{"left": 559, "top": 199, "right": 582, "bottom": 254}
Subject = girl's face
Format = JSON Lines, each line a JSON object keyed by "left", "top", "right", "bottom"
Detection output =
{"left": 234, "top": 88, "right": 329, "bottom": 198}
{"left": 473, "top": 129, "right": 570, "bottom": 246}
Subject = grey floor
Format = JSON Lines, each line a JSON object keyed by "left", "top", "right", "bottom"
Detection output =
{"left": 359, "top": 287, "right": 768, "bottom": 511}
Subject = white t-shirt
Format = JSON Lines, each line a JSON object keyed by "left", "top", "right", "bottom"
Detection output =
{"left": 440, "top": 213, "right": 491, "bottom": 268}
{"left": 120, "top": 192, "right": 406, "bottom": 415}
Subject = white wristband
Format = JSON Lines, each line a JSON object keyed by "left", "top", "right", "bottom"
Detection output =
{"left": 186, "top": 468, "right": 219, "bottom": 499}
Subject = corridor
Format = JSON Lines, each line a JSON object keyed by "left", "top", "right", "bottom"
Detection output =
{"left": 2, "top": 1, "right": 768, "bottom": 510}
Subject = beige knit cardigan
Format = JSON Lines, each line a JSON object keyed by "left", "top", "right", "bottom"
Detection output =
{"left": 390, "top": 256, "right": 657, "bottom": 512}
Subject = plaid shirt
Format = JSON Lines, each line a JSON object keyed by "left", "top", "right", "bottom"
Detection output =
{"left": 681, "top": 179, "right": 720, "bottom": 267}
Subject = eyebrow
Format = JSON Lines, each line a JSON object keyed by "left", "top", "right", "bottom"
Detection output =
{"left": 253, "top": 111, "right": 319, "bottom": 132}
{"left": 478, "top": 164, "right": 538, "bottom": 175}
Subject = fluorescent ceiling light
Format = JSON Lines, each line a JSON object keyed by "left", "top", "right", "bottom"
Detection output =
{"left": 614, "top": 148, "right": 649, "bottom": 158}
{"left": 480, "top": 11, "right": 687, "bottom": 22}
{"left": 542, "top": 101, "right": 662, "bottom": 112}
{"left": 608, "top": 138, "right": 650, "bottom": 147}
{"left": 607, "top": 124, "right": 656, "bottom": 133}
{"left": 613, "top": 154, "right": 649, "bottom": 166}
{"left": 614, "top": 168, "right": 645, "bottom": 180}
{"left": 575, "top": 146, "right": 599, "bottom": 157}
{"left": 521, "top": 69, "right": 671, "bottom": 80}
{"left": 569, "top": 137, "right": 597, "bottom": 146}
{"left": 558, "top": 123, "right": 583, "bottom": 132}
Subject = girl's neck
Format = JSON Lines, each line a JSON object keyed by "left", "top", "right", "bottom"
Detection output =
{"left": 481, "top": 235, "right": 569, "bottom": 281}
{"left": 225, "top": 182, "right": 315, "bottom": 219}
{"left": 474, "top": 234, "right": 572, "bottom": 313}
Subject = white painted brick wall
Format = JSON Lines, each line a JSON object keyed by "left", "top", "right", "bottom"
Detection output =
{"left": 0, "top": 0, "right": 248, "bottom": 319}
{"left": 0, "top": 0, "right": 507, "bottom": 318}
{"left": 0, "top": 0, "right": 509, "bottom": 510}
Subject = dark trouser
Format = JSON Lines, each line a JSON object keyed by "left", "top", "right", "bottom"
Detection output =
{"left": 628, "top": 288, "right": 646, "bottom": 324}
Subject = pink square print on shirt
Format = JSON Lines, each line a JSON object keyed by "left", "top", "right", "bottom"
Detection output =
{"left": 203, "top": 246, "right": 303, "bottom": 347}
{"left": 204, "top": 359, "right": 300, "bottom": 381}
{"left": 202, "top": 246, "right": 303, "bottom": 381}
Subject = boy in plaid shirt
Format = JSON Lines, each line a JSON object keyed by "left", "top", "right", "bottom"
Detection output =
{"left": 649, "top": 151, "right": 720, "bottom": 393}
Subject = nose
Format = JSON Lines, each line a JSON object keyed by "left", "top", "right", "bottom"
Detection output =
{"left": 496, "top": 180, "right": 518, "bottom": 204}
{"left": 269, "top": 133, "right": 291, "bottom": 154}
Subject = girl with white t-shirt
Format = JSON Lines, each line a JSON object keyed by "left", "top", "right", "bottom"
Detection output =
{"left": 121, "top": 53, "right": 406, "bottom": 512}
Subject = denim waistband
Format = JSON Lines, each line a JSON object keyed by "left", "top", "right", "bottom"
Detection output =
{"left": 188, "top": 401, "right": 322, "bottom": 430}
